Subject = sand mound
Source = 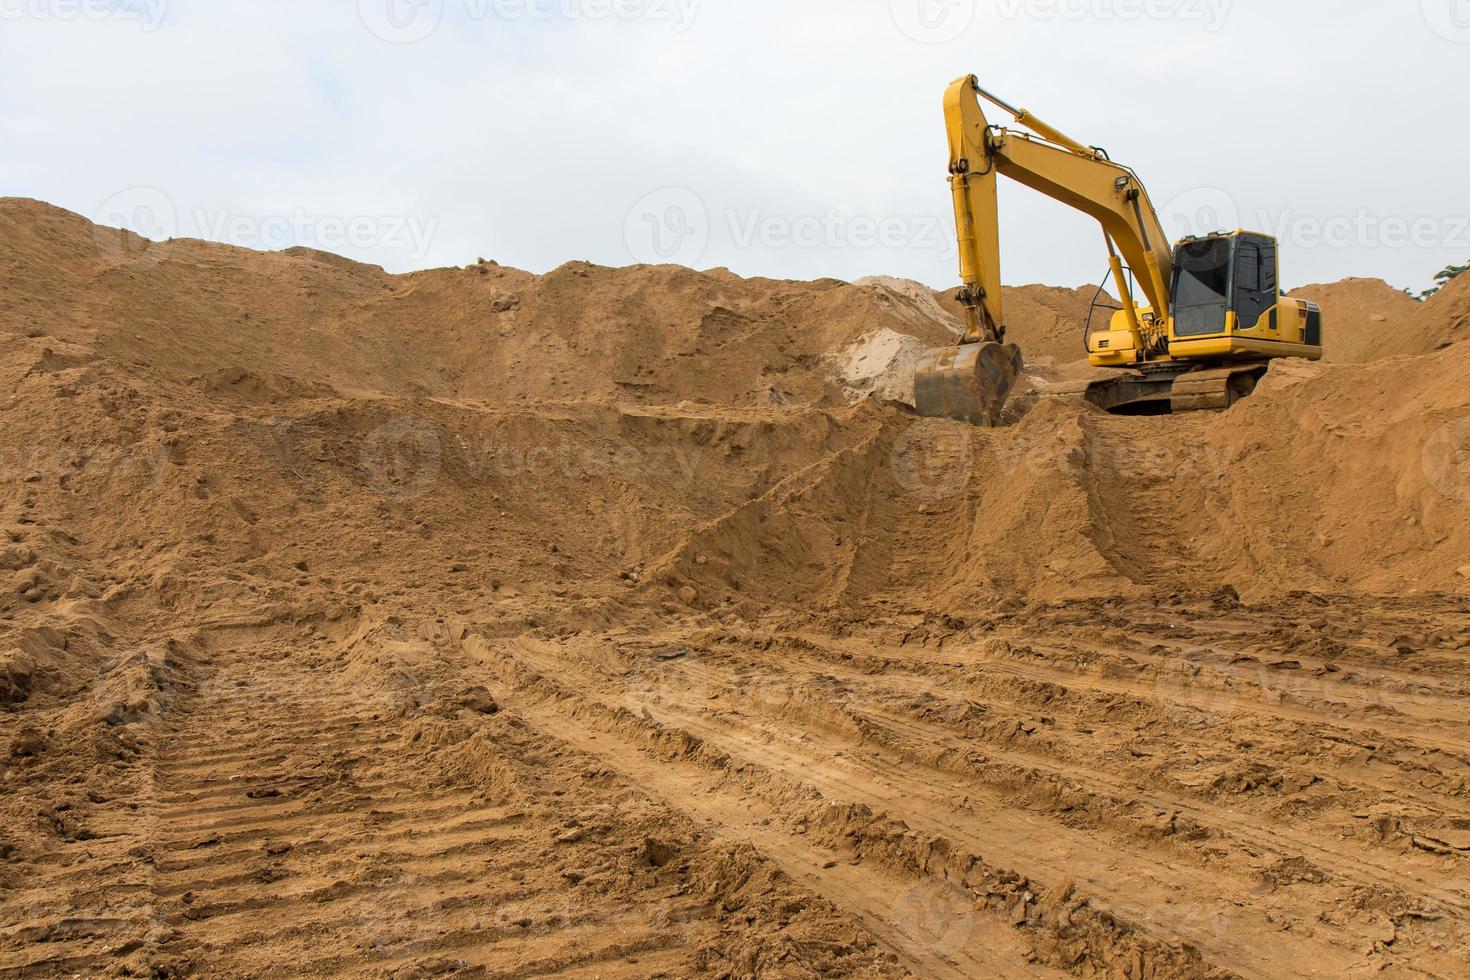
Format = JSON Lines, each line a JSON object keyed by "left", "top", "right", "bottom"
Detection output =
{"left": 853, "top": 275, "right": 964, "bottom": 336}
{"left": 1394, "top": 273, "right": 1470, "bottom": 356}
{"left": 5, "top": 197, "right": 1470, "bottom": 978}
{"left": 824, "top": 327, "right": 933, "bottom": 404}
{"left": 4, "top": 196, "right": 1467, "bottom": 619}
{"left": 0, "top": 199, "right": 962, "bottom": 412}
{"left": 649, "top": 341, "right": 1470, "bottom": 612}
{"left": 1294, "top": 273, "right": 1470, "bottom": 362}
{"left": 1290, "top": 278, "right": 1421, "bottom": 362}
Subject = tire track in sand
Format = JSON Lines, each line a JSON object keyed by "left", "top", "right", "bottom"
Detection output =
{"left": 488, "top": 629, "right": 1470, "bottom": 979}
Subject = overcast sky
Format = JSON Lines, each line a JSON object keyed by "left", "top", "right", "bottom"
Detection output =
{"left": 3, "top": 0, "right": 1467, "bottom": 292}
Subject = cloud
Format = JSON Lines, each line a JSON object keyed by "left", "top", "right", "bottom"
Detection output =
{"left": 2, "top": 0, "right": 1465, "bottom": 292}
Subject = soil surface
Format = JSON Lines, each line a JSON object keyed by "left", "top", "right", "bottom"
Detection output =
{"left": 3, "top": 198, "right": 1469, "bottom": 978}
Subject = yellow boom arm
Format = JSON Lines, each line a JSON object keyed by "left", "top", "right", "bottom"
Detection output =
{"left": 944, "top": 75, "right": 1174, "bottom": 353}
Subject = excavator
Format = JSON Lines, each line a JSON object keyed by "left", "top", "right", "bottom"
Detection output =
{"left": 915, "top": 76, "right": 1324, "bottom": 423}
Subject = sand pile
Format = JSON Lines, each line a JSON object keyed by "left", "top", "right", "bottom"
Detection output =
{"left": 1290, "top": 278, "right": 1420, "bottom": 362}
{"left": 1393, "top": 272, "right": 1470, "bottom": 356}
{"left": 651, "top": 342, "right": 1470, "bottom": 612}
{"left": 1, "top": 200, "right": 967, "bottom": 412}
{"left": 4, "top": 198, "right": 1470, "bottom": 978}
{"left": 3, "top": 196, "right": 1466, "bottom": 624}
{"left": 823, "top": 327, "right": 934, "bottom": 404}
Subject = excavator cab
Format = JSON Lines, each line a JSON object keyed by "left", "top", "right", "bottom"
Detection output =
{"left": 1170, "top": 232, "right": 1278, "bottom": 339}
{"left": 1160, "top": 230, "right": 1323, "bottom": 365}
{"left": 1094, "top": 231, "right": 1283, "bottom": 360}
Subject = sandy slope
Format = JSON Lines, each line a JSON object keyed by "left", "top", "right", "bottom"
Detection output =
{"left": 2, "top": 198, "right": 1469, "bottom": 979}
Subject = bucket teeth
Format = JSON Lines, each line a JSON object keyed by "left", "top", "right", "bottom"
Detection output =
{"left": 914, "top": 342, "right": 1024, "bottom": 426}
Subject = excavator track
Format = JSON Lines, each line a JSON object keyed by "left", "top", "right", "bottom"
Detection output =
{"left": 1057, "top": 362, "right": 1268, "bottom": 415}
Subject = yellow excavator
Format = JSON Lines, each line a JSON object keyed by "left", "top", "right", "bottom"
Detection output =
{"left": 915, "top": 76, "right": 1324, "bottom": 423}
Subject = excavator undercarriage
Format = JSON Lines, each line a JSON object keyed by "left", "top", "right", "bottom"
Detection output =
{"left": 1060, "top": 362, "right": 1269, "bottom": 416}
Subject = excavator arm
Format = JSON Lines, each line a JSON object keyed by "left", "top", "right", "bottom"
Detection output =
{"left": 916, "top": 76, "right": 1176, "bottom": 425}
{"left": 944, "top": 74, "right": 1174, "bottom": 351}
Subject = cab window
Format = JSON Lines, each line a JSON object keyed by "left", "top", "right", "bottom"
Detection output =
{"left": 1237, "top": 243, "right": 1260, "bottom": 292}
{"left": 1172, "top": 238, "right": 1233, "bottom": 336}
{"left": 1260, "top": 241, "right": 1277, "bottom": 293}
{"left": 1233, "top": 238, "right": 1274, "bottom": 331}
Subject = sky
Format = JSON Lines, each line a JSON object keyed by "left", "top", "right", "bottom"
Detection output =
{"left": 2, "top": 0, "right": 1468, "bottom": 293}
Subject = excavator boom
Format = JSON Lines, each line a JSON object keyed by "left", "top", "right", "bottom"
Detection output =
{"left": 943, "top": 75, "right": 1174, "bottom": 347}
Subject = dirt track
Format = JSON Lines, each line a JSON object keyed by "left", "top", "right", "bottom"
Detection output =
{"left": 3, "top": 199, "right": 1470, "bottom": 977}
{"left": 479, "top": 590, "right": 1470, "bottom": 978}
{"left": 7, "top": 596, "right": 1469, "bottom": 978}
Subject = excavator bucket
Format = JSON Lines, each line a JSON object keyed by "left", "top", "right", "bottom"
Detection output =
{"left": 914, "top": 341, "right": 1024, "bottom": 426}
